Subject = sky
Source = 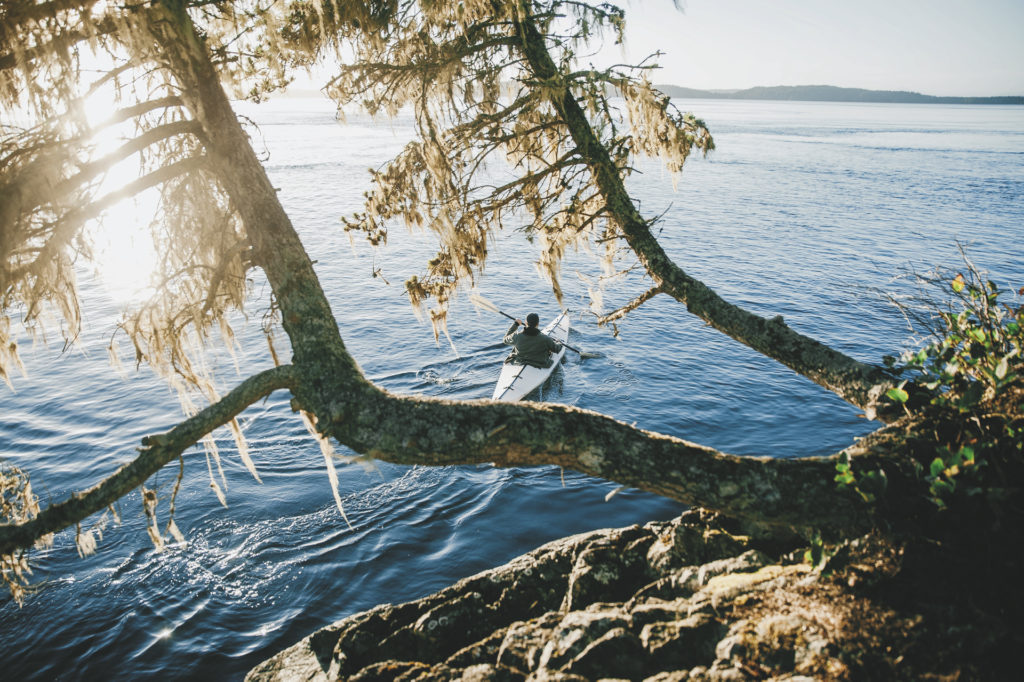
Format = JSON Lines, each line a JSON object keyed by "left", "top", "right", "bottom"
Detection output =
{"left": 589, "top": 0, "right": 1024, "bottom": 96}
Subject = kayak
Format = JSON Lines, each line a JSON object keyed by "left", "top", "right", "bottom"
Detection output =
{"left": 492, "top": 312, "right": 571, "bottom": 402}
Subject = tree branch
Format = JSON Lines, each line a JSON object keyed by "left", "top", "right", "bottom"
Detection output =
{"left": 54, "top": 119, "right": 203, "bottom": 196}
{"left": 597, "top": 285, "right": 664, "bottom": 325}
{"left": 92, "top": 95, "right": 185, "bottom": 130}
{"left": 312, "top": 384, "right": 896, "bottom": 536}
{"left": 9, "top": 154, "right": 209, "bottom": 283}
{"left": 0, "top": 364, "right": 296, "bottom": 556}
{"left": 0, "top": 16, "right": 119, "bottom": 73}
{"left": 0, "top": 0, "right": 102, "bottom": 31}
{"left": 2, "top": 118, "right": 201, "bottom": 238}
{"left": 510, "top": 8, "right": 896, "bottom": 419}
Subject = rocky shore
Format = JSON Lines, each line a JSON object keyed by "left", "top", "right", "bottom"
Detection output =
{"left": 247, "top": 508, "right": 998, "bottom": 681}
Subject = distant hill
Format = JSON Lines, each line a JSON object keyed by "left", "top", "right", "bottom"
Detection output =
{"left": 656, "top": 84, "right": 1024, "bottom": 105}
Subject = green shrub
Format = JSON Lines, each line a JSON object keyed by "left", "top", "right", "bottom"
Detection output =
{"left": 839, "top": 269, "right": 1022, "bottom": 510}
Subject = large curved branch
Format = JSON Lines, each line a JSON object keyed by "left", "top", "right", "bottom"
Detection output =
{"left": 49, "top": 119, "right": 203, "bottom": 199}
{"left": 312, "top": 383, "right": 898, "bottom": 537}
{"left": 0, "top": 364, "right": 296, "bottom": 556}
{"left": 510, "top": 9, "right": 896, "bottom": 419}
{"left": 0, "top": 95, "right": 184, "bottom": 177}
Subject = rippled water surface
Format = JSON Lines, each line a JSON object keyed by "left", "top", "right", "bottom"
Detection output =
{"left": 2, "top": 98, "right": 1022, "bottom": 680}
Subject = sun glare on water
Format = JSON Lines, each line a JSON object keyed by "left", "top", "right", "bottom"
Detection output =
{"left": 81, "top": 85, "right": 161, "bottom": 307}
{"left": 89, "top": 196, "right": 160, "bottom": 307}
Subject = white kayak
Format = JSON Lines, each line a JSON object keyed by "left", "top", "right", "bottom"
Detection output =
{"left": 492, "top": 312, "right": 571, "bottom": 402}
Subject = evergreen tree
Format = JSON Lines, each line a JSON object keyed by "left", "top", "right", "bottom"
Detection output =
{"left": 1, "top": 0, "right": 1020, "bottom": 607}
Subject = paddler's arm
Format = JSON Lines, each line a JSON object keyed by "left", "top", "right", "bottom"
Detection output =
{"left": 503, "top": 320, "right": 522, "bottom": 345}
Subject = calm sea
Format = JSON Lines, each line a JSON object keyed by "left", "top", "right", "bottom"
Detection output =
{"left": 1, "top": 98, "right": 1022, "bottom": 679}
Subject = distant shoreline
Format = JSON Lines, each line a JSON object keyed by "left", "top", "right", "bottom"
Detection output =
{"left": 276, "top": 83, "right": 1024, "bottom": 106}
{"left": 656, "top": 84, "right": 1024, "bottom": 105}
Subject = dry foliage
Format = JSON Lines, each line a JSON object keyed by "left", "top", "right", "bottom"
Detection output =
{"left": 0, "top": 465, "right": 49, "bottom": 603}
{"left": 331, "top": 0, "right": 713, "bottom": 337}
{"left": 0, "top": 0, "right": 379, "bottom": 593}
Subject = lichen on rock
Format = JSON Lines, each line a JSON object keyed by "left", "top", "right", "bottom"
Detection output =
{"left": 247, "top": 507, "right": 1014, "bottom": 680}
{"left": 247, "top": 511, "right": 819, "bottom": 681}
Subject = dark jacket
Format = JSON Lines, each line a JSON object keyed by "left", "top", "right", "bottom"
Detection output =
{"left": 503, "top": 321, "right": 561, "bottom": 368}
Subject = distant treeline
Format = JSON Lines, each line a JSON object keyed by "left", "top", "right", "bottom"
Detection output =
{"left": 656, "top": 84, "right": 1024, "bottom": 105}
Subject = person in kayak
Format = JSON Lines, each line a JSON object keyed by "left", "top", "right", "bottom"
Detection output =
{"left": 503, "top": 312, "right": 562, "bottom": 368}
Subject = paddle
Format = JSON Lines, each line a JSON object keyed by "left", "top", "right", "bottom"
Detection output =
{"left": 470, "top": 294, "right": 598, "bottom": 358}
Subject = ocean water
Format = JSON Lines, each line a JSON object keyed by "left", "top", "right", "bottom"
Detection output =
{"left": 1, "top": 98, "right": 1022, "bottom": 679}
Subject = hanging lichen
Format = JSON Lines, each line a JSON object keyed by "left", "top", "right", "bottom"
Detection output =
{"left": 329, "top": 1, "right": 713, "bottom": 336}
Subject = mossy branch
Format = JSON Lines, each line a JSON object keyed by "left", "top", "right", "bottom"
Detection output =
{"left": 0, "top": 364, "right": 296, "bottom": 556}
{"left": 315, "top": 385, "right": 885, "bottom": 536}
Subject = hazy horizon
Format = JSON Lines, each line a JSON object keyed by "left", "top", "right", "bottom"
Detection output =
{"left": 281, "top": 81, "right": 1022, "bottom": 100}
{"left": 652, "top": 83, "right": 1023, "bottom": 98}
{"left": 589, "top": 0, "right": 1024, "bottom": 98}
{"left": 285, "top": 1, "right": 1024, "bottom": 100}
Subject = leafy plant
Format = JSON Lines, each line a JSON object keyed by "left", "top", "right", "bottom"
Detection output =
{"left": 835, "top": 450, "right": 888, "bottom": 503}
{"left": 839, "top": 263, "right": 1022, "bottom": 510}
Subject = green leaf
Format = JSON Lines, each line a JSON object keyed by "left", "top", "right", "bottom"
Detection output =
{"left": 862, "top": 469, "right": 888, "bottom": 496}
{"left": 968, "top": 328, "right": 986, "bottom": 343}
{"left": 952, "top": 274, "right": 965, "bottom": 293}
{"left": 834, "top": 471, "right": 854, "bottom": 485}
{"left": 930, "top": 457, "right": 945, "bottom": 478}
{"left": 960, "top": 446, "right": 975, "bottom": 464}
{"left": 886, "top": 387, "right": 909, "bottom": 403}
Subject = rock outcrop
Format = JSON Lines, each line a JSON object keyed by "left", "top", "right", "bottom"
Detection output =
{"left": 247, "top": 510, "right": 932, "bottom": 681}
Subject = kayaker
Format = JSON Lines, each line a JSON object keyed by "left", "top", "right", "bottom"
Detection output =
{"left": 503, "top": 313, "right": 561, "bottom": 368}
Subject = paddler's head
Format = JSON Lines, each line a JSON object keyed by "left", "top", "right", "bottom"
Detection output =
{"left": 526, "top": 313, "right": 539, "bottom": 328}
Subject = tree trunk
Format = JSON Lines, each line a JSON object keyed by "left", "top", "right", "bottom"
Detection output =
{"left": 146, "top": 0, "right": 371, "bottom": 416}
